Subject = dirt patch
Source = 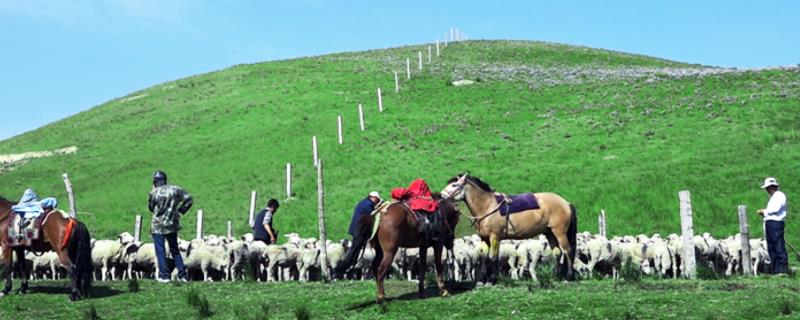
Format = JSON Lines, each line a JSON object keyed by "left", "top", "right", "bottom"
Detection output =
{"left": 0, "top": 146, "right": 78, "bottom": 174}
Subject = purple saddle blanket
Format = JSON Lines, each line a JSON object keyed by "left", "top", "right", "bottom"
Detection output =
{"left": 495, "top": 193, "right": 540, "bottom": 216}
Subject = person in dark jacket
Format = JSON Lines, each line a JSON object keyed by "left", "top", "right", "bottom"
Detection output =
{"left": 148, "top": 170, "right": 193, "bottom": 283}
{"left": 348, "top": 191, "right": 382, "bottom": 237}
{"left": 253, "top": 199, "right": 280, "bottom": 245}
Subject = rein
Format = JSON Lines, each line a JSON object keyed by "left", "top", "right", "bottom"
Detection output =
{"left": 454, "top": 179, "right": 518, "bottom": 236}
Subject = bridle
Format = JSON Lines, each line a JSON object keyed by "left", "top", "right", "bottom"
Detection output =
{"left": 445, "top": 177, "right": 504, "bottom": 229}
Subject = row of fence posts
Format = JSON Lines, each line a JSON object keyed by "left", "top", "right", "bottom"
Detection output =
{"left": 596, "top": 190, "right": 755, "bottom": 279}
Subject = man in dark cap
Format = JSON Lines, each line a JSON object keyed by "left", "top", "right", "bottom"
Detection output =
{"left": 148, "top": 170, "right": 193, "bottom": 282}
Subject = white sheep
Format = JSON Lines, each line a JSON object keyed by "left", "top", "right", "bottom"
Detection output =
{"left": 183, "top": 248, "right": 228, "bottom": 282}
{"left": 91, "top": 239, "right": 123, "bottom": 281}
{"left": 31, "top": 251, "right": 63, "bottom": 280}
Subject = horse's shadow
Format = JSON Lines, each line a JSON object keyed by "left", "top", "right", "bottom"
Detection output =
{"left": 28, "top": 284, "right": 123, "bottom": 299}
{"left": 346, "top": 281, "right": 475, "bottom": 310}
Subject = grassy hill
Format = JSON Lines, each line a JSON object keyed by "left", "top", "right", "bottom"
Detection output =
{"left": 0, "top": 40, "right": 798, "bottom": 245}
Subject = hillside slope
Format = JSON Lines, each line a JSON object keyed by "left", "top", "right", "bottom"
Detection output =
{"left": 1, "top": 40, "right": 798, "bottom": 244}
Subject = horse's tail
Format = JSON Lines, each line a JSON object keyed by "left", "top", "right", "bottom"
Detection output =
{"left": 68, "top": 220, "right": 93, "bottom": 293}
{"left": 333, "top": 214, "right": 375, "bottom": 277}
{"left": 568, "top": 204, "right": 578, "bottom": 278}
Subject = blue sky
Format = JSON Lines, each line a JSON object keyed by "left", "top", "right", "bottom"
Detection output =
{"left": 1, "top": 1, "right": 797, "bottom": 142}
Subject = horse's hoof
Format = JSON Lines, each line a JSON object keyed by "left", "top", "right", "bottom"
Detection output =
{"left": 475, "top": 281, "right": 485, "bottom": 287}
{"left": 417, "top": 292, "right": 425, "bottom": 299}
{"left": 376, "top": 296, "right": 385, "bottom": 304}
{"left": 440, "top": 290, "right": 450, "bottom": 297}
{"left": 15, "top": 288, "right": 27, "bottom": 295}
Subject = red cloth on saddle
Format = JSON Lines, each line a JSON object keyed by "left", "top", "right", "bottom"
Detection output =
{"left": 391, "top": 179, "right": 438, "bottom": 212}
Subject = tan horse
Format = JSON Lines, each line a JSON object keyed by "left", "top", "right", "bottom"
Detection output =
{"left": 334, "top": 196, "right": 460, "bottom": 304}
{"left": 441, "top": 173, "right": 577, "bottom": 283}
{"left": 0, "top": 196, "right": 93, "bottom": 301}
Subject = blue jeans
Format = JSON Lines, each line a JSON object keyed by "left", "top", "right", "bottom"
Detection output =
{"left": 153, "top": 232, "right": 187, "bottom": 280}
{"left": 765, "top": 220, "right": 788, "bottom": 274}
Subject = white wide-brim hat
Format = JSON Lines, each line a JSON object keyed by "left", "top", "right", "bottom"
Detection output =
{"left": 761, "top": 177, "right": 779, "bottom": 189}
{"left": 369, "top": 191, "right": 382, "bottom": 200}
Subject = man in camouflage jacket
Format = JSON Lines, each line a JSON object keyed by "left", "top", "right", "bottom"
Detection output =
{"left": 148, "top": 170, "right": 193, "bottom": 282}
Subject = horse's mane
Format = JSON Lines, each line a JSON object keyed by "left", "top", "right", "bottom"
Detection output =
{"left": 447, "top": 174, "right": 495, "bottom": 193}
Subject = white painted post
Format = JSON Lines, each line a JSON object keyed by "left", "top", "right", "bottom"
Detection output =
{"left": 286, "top": 163, "right": 292, "bottom": 198}
{"left": 436, "top": 39, "right": 440, "bottom": 57}
{"left": 134, "top": 214, "right": 142, "bottom": 242}
{"left": 444, "top": 31, "right": 448, "bottom": 46}
{"left": 337, "top": 115, "right": 343, "bottom": 145}
{"left": 249, "top": 191, "right": 257, "bottom": 227}
{"left": 358, "top": 104, "right": 365, "bottom": 131}
{"left": 377, "top": 88, "right": 383, "bottom": 112}
{"left": 418, "top": 51, "right": 423, "bottom": 70}
{"left": 679, "top": 190, "right": 696, "bottom": 279}
{"left": 62, "top": 173, "right": 77, "bottom": 218}
{"left": 196, "top": 209, "right": 204, "bottom": 240}
{"left": 227, "top": 220, "right": 233, "bottom": 242}
{"left": 738, "top": 205, "right": 753, "bottom": 275}
{"left": 450, "top": 28, "right": 454, "bottom": 43}
{"left": 394, "top": 71, "right": 399, "bottom": 93}
{"left": 317, "top": 159, "right": 329, "bottom": 280}
{"left": 455, "top": 28, "right": 459, "bottom": 41}
{"left": 312, "top": 136, "right": 318, "bottom": 167}
{"left": 599, "top": 209, "right": 607, "bottom": 238}
{"left": 406, "top": 58, "right": 411, "bottom": 79}
{"left": 428, "top": 45, "right": 432, "bottom": 63}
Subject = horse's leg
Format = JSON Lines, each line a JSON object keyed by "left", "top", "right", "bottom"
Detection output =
{"left": 375, "top": 244, "right": 396, "bottom": 304}
{"left": 553, "top": 228, "right": 575, "bottom": 281}
{"left": 55, "top": 248, "right": 80, "bottom": 301}
{"left": 15, "top": 249, "right": 28, "bottom": 294}
{"left": 417, "top": 246, "right": 427, "bottom": 298}
{"left": 1, "top": 247, "right": 12, "bottom": 296}
{"left": 486, "top": 235, "right": 500, "bottom": 285}
{"left": 433, "top": 245, "right": 449, "bottom": 297}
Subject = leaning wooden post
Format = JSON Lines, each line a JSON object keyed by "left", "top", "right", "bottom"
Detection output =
{"left": 427, "top": 45, "right": 432, "bottom": 63}
{"left": 394, "top": 71, "right": 399, "bottom": 93}
{"left": 249, "top": 190, "right": 257, "bottom": 227}
{"left": 436, "top": 38, "right": 440, "bottom": 57}
{"left": 738, "top": 205, "right": 753, "bottom": 275}
{"left": 196, "top": 209, "right": 204, "bottom": 240}
{"left": 358, "top": 104, "right": 365, "bottom": 131}
{"left": 337, "top": 115, "right": 343, "bottom": 144}
{"left": 227, "top": 220, "right": 233, "bottom": 242}
{"left": 62, "top": 173, "right": 77, "bottom": 218}
{"left": 418, "top": 51, "right": 423, "bottom": 70}
{"left": 598, "top": 209, "right": 607, "bottom": 238}
{"left": 317, "top": 159, "right": 329, "bottom": 280}
{"left": 134, "top": 214, "right": 142, "bottom": 242}
{"left": 406, "top": 58, "right": 411, "bottom": 79}
{"left": 286, "top": 163, "right": 292, "bottom": 198}
{"left": 679, "top": 190, "right": 696, "bottom": 279}
{"left": 312, "top": 136, "right": 319, "bottom": 167}
{"left": 377, "top": 88, "right": 383, "bottom": 112}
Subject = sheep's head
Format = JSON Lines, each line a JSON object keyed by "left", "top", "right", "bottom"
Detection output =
{"left": 118, "top": 232, "right": 135, "bottom": 245}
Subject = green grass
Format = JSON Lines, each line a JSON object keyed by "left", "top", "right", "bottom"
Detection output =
{"left": 0, "top": 277, "right": 798, "bottom": 319}
{"left": 0, "top": 40, "right": 798, "bottom": 248}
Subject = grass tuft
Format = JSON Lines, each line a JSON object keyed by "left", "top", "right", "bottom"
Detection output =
{"left": 618, "top": 258, "right": 641, "bottom": 284}
{"left": 254, "top": 303, "right": 270, "bottom": 320}
{"left": 294, "top": 306, "right": 310, "bottom": 320}
{"left": 780, "top": 300, "right": 793, "bottom": 315}
{"left": 127, "top": 278, "right": 139, "bottom": 293}
{"left": 83, "top": 303, "right": 99, "bottom": 320}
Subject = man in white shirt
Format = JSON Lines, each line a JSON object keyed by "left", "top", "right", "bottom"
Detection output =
{"left": 757, "top": 177, "right": 788, "bottom": 274}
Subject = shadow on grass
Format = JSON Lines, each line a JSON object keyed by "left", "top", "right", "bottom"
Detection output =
{"left": 28, "top": 284, "right": 123, "bottom": 299}
{"left": 346, "top": 281, "right": 475, "bottom": 311}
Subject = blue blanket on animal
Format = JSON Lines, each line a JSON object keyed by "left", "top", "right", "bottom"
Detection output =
{"left": 495, "top": 193, "right": 539, "bottom": 216}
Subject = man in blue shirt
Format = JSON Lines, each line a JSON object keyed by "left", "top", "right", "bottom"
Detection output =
{"left": 348, "top": 191, "right": 382, "bottom": 237}
{"left": 757, "top": 177, "right": 789, "bottom": 274}
{"left": 253, "top": 199, "right": 280, "bottom": 245}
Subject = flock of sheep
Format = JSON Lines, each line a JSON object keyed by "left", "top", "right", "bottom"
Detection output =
{"left": 2, "top": 230, "right": 770, "bottom": 283}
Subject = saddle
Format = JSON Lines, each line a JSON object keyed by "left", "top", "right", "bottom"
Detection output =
{"left": 6, "top": 212, "right": 47, "bottom": 247}
{"left": 495, "top": 192, "right": 540, "bottom": 216}
{"left": 412, "top": 209, "right": 443, "bottom": 243}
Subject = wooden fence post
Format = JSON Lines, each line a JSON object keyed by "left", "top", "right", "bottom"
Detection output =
{"left": 394, "top": 71, "right": 399, "bottom": 93}
{"left": 249, "top": 191, "right": 257, "bottom": 227}
{"left": 428, "top": 45, "right": 432, "bottom": 63}
{"left": 62, "top": 173, "right": 77, "bottom": 218}
{"left": 599, "top": 209, "right": 607, "bottom": 238}
{"left": 738, "top": 205, "right": 753, "bottom": 275}
{"left": 450, "top": 28, "right": 454, "bottom": 43}
{"left": 196, "top": 209, "right": 204, "bottom": 240}
{"left": 377, "top": 88, "right": 383, "bottom": 112}
{"left": 679, "top": 190, "right": 696, "bottom": 279}
{"left": 337, "top": 115, "right": 343, "bottom": 144}
{"left": 358, "top": 104, "right": 365, "bottom": 131}
{"left": 436, "top": 39, "right": 440, "bottom": 57}
{"left": 286, "top": 163, "right": 292, "bottom": 198}
{"left": 134, "top": 214, "right": 142, "bottom": 242}
{"left": 317, "top": 159, "right": 329, "bottom": 280}
{"left": 227, "top": 220, "right": 233, "bottom": 242}
{"left": 406, "top": 58, "right": 411, "bottom": 79}
{"left": 418, "top": 51, "right": 423, "bottom": 70}
{"left": 444, "top": 31, "right": 448, "bottom": 46}
{"left": 312, "top": 136, "right": 318, "bottom": 167}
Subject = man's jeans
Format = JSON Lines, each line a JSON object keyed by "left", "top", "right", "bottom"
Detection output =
{"left": 765, "top": 220, "right": 789, "bottom": 274}
{"left": 153, "top": 232, "right": 187, "bottom": 280}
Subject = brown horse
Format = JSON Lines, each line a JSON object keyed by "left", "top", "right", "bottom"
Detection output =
{"left": 334, "top": 195, "right": 460, "bottom": 304}
{"left": 0, "top": 196, "right": 93, "bottom": 301}
{"left": 441, "top": 173, "right": 577, "bottom": 283}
